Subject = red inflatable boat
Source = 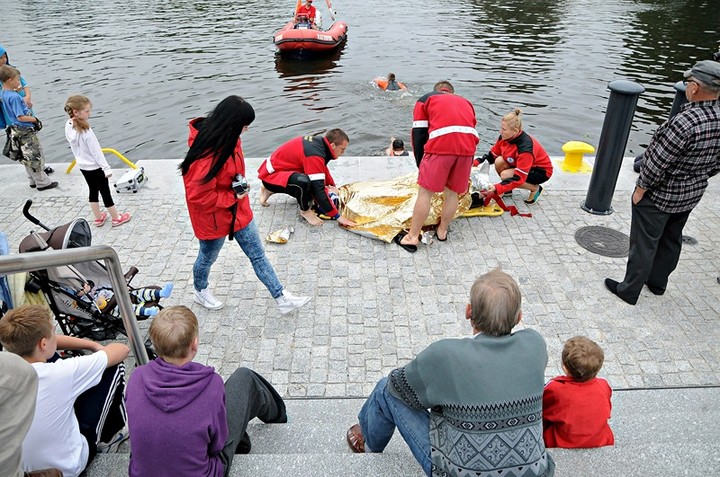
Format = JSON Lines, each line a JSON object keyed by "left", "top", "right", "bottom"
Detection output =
{"left": 273, "top": 20, "right": 348, "bottom": 54}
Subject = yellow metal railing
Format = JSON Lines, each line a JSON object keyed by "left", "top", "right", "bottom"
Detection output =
{"left": 66, "top": 148, "right": 137, "bottom": 173}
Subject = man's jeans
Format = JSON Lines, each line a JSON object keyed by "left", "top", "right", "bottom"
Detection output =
{"left": 193, "top": 220, "right": 283, "bottom": 298}
{"left": 358, "top": 377, "right": 431, "bottom": 476}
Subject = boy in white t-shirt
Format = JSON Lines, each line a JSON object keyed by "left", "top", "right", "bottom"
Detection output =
{"left": 0, "top": 305, "right": 130, "bottom": 477}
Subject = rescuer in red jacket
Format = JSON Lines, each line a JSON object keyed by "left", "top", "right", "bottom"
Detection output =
{"left": 478, "top": 109, "right": 553, "bottom": 205}
{"left": 295, "top": 0, "right": 318, "bottom": 29}
{"left": 257, "top": 130, "right": 356, "bottom": 227}
{"left": 397, "top": 80, "right": 479, "bottom": 252}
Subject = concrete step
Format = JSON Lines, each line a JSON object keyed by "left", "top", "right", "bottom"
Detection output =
{"left": 86, "top": 452, "right": 424, "bottom": 477}
{"left": 86, "top": 387, "right": 720, "bottom": 476}
{"left": 84, "top": 443, "right": 718, "bottom": 477}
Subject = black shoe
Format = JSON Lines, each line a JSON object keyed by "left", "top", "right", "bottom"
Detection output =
{"left": 37, "top": 181, "right": 59, "bottom": 191}
{"left": 645, "top": 283, "right": 665, "bottom": 296}
{"left": 44, "top": 166, "right": 54, "bottom": 174}
{"left": 29, "top": 184, "right": 37, "bottom": 189}
{"left": 604, "top": 278, "right": 637, "bottom": 305}
{"left": 235, "top": 431, "right": 252, "bottom": 454}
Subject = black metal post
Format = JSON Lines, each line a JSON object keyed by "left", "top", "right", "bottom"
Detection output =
{"left": 669, "top": 81, "right": 688, "bottom": 119}
{"left": 582, "top": 80, "right": 645, "bottom": 215}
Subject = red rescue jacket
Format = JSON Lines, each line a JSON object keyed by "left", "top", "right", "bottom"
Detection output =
{"left": 258, "top": 135, "right": 339, "bottom": 217}
{"left": 411, "top": 90, "right": 479, "bottom": 165}
{"left": 182, "top": 118, "right": 253, "bottom": 240}
{"left": 488, "top": 131, "right": 553, "bottom": 196}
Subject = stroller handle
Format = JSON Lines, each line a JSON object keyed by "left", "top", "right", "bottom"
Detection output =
{"left": 23, "top": 200, "right": 51, "bottom": 231}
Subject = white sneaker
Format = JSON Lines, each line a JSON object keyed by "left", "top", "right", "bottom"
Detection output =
{"left": 97, "top": 426, "right": 129, "bottom": 453}
{"left": 275, "top": 290, "right": 311, "bottom": 314}
{"left": 194, "top": 288, "right": 224, "bottom": 310}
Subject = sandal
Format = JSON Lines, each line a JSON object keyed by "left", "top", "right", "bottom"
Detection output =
{"left": 346, "top": 424, "right": 365, "bottom": 453}
{"left": 93, "top": 212, "right": 108, "bottom": 227}
{"left": 393, "top": 232, "right": 417, "bottom": 253}
{"left": 112, "top": 212, "right": 132, "bottom": 227}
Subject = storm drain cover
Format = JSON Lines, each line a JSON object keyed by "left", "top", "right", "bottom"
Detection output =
{"left": 574, "top": 226, "right": 629, "bottom": 258}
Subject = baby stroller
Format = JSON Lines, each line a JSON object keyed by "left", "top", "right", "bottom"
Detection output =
{"left": 18, "top": 200, "right": 161, "bottom": 357}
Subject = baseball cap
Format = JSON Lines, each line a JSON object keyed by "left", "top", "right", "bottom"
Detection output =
{"left": 392, "top": 139, "right": 404, "bottom": 150}
{"left": 683, "top": 60, "right": 720, "bottom": 87}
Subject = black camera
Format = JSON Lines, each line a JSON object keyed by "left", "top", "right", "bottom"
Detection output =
{"left": 232, "top": 174, "right": 249, "bottom": 195}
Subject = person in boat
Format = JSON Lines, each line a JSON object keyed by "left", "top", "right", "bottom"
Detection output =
{"left": 294, "top": 0, "right": 318, "bottom": 29}
{"left": 385, "top": 138, "right": 409, "bottom": 157}
{"left": 293, "top": 12, "right": 315, "bottom": 29}
{"left": 476, "top": 108, "right": 553, "bottom": 205}
{"left": 258, "top": 130, "right": 357, "bottom": 227}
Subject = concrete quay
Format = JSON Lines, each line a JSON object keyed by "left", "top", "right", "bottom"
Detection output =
{"left": 1, "top": 154, "right": 719, "bottom": 475}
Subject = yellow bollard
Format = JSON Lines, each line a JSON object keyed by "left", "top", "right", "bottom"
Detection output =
{"left": 561, "top": 141, "right": 595, "bottom": 173}
{"left": 66, "top": 148, "right": 138, "bottom": 173}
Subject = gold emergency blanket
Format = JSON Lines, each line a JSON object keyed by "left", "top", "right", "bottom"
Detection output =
{"left": 337, "top": 172, "right": 474, "bottom": 243}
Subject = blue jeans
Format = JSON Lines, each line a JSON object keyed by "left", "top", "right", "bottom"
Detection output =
{"left": 193, "top": 220, "right": 283, "bottom": 298}
{"left": 358, "top": 377, "right": 431, "bottom": 476}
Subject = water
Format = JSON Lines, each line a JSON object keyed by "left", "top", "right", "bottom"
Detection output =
{"left": 3, "top": 0, "right": 718, "bottom": 162}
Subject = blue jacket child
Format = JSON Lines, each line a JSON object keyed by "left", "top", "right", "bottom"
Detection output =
{"left": 0, "top": 44, "right": 32, "bottom": 129}
{"left": 0, "top": 64, "right": 56, "bottom": 190}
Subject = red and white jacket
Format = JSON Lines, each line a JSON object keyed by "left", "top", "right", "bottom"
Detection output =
{"left": 486, "top": 131, "right": 553, "bottom": 196}
{"left": 411, "top": 90, "right": 479, "bottom": 165}
{"left": 258, "top": 135, "right": 340, "bottom": 218}
{"left": 296, "top": 3, "right": 316, "bottom": 22}
{"left": 183, "top": 118, "right": 253, "bottom": 240}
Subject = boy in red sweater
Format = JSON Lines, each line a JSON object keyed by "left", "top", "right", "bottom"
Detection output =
{"left": 543, "top": 336, "right": 615, "bottom": 448}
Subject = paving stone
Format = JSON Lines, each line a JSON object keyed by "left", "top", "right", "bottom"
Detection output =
{"left": 2, "top": 157, "right": 720, "bottom": 397}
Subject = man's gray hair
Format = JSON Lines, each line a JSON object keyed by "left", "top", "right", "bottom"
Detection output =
{"left": 696, "top": 78, "right": 720, "bottom": 97}
{"left": 469, "top": 269, "right": 521, "bottom": 336}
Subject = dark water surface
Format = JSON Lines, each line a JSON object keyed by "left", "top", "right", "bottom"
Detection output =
{"left": 4, "top": 0, "right": 719, "bottom": 161}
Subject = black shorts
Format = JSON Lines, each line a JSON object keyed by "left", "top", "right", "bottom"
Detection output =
{"left": 526, "top": 167, "right": 550, "bottom": 186}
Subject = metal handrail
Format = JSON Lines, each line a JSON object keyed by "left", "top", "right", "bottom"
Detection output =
{"left": 65, "top": 148, "right": 138, "bottom": 174}
{"left": 0, "top": 245, "right": 149, "bottom": 364}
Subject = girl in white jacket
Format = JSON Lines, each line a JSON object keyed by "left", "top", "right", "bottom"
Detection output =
{"left": 64, "top": 95, "right": 131, "bottom": 227}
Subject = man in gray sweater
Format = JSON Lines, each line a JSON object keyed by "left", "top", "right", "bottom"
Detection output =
{"left": 347, "top": 269, "right": 554, "bottom": 477}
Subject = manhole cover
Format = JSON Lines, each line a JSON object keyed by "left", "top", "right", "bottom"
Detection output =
{"left": 574, "top": 226, "right": 629, "bottom": 257}
{"left": 682, "top": 235, "right": 698, "bottom": 245}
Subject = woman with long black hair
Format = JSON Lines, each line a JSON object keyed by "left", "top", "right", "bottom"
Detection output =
{"left": 179, "top": 96, "right": 310, "bottom": 313}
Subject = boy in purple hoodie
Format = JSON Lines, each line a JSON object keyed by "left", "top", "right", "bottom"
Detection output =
{"left": 125, "top": 306, "right": 287, "bottom": 477}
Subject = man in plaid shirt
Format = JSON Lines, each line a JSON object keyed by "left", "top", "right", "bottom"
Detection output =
{"left": 605, "top": 59, "right": 720, "bottom": 305}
